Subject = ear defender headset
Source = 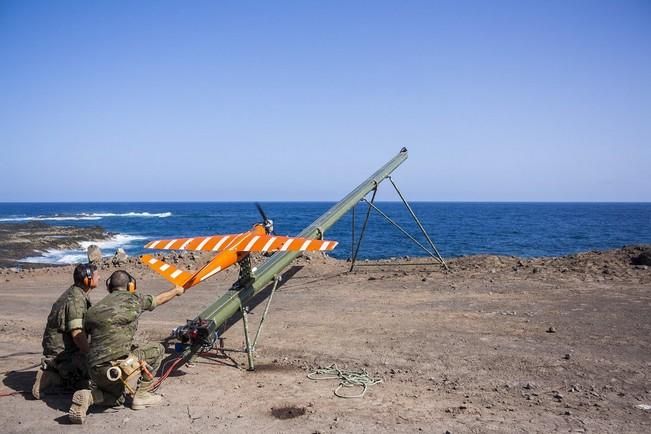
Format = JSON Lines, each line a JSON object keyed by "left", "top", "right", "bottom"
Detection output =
{"left": 126, "top": 273, "right": 136, "bottom": 293}
{"left": 106, "top": 271, "right": 137, "bottom": 293}
{"left": 81, "top": 264, "right": 94, "bottom": 288}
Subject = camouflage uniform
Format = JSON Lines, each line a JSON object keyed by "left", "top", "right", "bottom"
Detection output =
{"left": 84, "top": 290, "right": 163, "bottom": 406}
{"left": 40, "top": 284, "right": 91, "bottom": 388}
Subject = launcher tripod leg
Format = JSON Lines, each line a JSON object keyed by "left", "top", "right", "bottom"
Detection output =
{"left": 240, "top": 304, "right": 255, "bottom": 371}
{"left": 239, "top": 276, "right": 281, "bottom": 371}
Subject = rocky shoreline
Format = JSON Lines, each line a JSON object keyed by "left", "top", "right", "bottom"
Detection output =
{"left": 1, "top": 222, "right": 649, "bottom": 281}
{"left": 0, "top": 222, "right": 111, "bottom": 268}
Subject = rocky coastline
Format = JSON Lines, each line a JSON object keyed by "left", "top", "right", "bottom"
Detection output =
{"left": 0, "top": 222, "right": 111, "bottom": 268}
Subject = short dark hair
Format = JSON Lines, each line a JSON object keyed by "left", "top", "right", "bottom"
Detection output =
{"left": 107, "top": 270, "right": 131, "bottom": 292}
{"left": 73, "top": 263, "right": 97, "bottom": 286}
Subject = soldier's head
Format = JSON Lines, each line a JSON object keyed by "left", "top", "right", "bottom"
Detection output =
{"left": 106, "top": 270, "right": 137, "bottom": 293}
{"left": 73, "top": 263, "right": 99, "bottom": 291}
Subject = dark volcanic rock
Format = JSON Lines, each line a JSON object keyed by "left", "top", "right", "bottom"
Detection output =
{"left": 0, "top": 222, "right": 110, "bottom": 268}
{"left": 631, "top": 248, "right": 651, "bottom": 266}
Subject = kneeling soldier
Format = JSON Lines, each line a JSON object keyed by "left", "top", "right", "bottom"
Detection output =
{"left": 68, "top": 270, "right": 184, "bottom": 424}
{"left": 33, "top": 263, "right": 98, "bottom": 399}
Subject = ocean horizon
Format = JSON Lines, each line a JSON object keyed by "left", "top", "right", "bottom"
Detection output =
{"left": 1, "top": 201, "right": 649, "bottom": 265}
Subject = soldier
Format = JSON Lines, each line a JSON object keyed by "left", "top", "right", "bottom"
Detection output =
{"left": 68, "top": 269, "right": 185, "bottom": 424}
{"left": 32, "top": 263, "right": 98, "bottom": 399}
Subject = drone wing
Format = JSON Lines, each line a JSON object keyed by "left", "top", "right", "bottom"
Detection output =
{"left": 145, "top": 234, "right": 240, "bottom": 252}
{"left": 234, "top": 234, "right": 338, "bottom": 253}
{"left": 145, "top": 234, "right": 338, "bottom": 253}
{"left": 141, "top": 254, "right": 194, "bottom": 287}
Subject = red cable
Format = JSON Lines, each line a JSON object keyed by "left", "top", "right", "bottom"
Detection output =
{"left": 0, "top": 390, "right": 25, "bottom": 397}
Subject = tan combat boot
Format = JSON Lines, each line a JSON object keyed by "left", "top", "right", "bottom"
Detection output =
{"left": 68, "top": 389, "right": 94, "bottom": 424}
{"left": 31, "top": 369, "right": 62, "bottom": 400}
{"left": 131, "top": 390, "right": 163, "bottom": 410}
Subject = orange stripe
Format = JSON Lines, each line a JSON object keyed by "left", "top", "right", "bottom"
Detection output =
{"left": 186, "top": 236, "right": 209, "bottom": 250}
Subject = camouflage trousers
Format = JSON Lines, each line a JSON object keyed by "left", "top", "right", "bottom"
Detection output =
{"left": 42, "top": 350, "right": 88, "bottom": 389}
{"left": 89, "top": 342, "right": 164, "bottom": 406}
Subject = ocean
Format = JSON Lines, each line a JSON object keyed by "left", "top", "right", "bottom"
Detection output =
{"left": 1, "top": 202, "right": 650, "bottom": 264}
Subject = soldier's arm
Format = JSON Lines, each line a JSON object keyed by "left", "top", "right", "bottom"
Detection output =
{"left": 70, "top": 329, "right": 90, "bottom": 353}
{"left": 154, "top": 286, "right": 185, "bottom": 307}
{"left": 65, "top": 296, "right": 90, "bottom": 353}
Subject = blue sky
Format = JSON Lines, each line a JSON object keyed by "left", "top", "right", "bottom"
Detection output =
{"left": 1, "top": 1, "right": 649, "bottom": 202}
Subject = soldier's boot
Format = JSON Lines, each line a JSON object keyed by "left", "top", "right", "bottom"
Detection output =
{"left": 31, "top": 369, "right": 62, "bottom": 400}
{"left": 131, "top": 381, "right": 163, "bottom": 410}
{"left": 68, "top": 389, "right": 95, "bottom": 424}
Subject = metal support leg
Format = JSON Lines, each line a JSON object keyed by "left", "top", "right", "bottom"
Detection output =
{"left": 350, "top": 203, "right": 356, "bottom": 261}
{"left": 361, "top": 198, "right": 437, "bottom": 258}
{"left": 240, "top": 304, "right": 255, "bottom": 371}
{"left": 349, "top": 186, "right": 377, "bottom": 272}
{"left": 251, "top": 275, "right": 281, "bottom": 351}
{"left": 388, "top": 177, "right": 449, "bottom": 270}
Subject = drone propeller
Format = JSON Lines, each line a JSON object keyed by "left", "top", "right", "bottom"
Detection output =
{"left": 255, "top": 202, "right": 274, "bottom": 235}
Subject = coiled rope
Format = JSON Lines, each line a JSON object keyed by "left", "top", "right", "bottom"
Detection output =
{"left": 307, "top": 364, "right": 383, "bottom": 398}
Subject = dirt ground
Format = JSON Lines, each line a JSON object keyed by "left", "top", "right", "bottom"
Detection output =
{"left": 1, "top": 247, "right": 650, "bottom": 433}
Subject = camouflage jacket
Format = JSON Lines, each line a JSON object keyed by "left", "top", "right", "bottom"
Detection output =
{"left": 41, "top": 285, "right": 91, "bottom": 357}
{"left": 85, "top": 290, "right": 157, "bottom": 366}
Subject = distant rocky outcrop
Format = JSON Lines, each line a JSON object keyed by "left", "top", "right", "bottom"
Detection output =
{"left": 0, "top": 222, "right": 110, "bottom": 268}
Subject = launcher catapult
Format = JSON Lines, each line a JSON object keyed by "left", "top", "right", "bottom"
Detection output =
{"left": 141, "top": 148, "right": 446, "bottom": 371}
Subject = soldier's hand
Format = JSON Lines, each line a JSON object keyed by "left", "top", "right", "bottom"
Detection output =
{"left": 174, "top": 285, "right": 185, "bottom": 296}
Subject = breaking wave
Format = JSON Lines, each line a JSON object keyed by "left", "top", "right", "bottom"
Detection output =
{"left": 80, "top": 212, "right": 172, "bottom": 218}
{"left": 0, "top": 211, "right": 171, "bottom": 222}
{"left": 0, "top": 216, "right": 102, "bottom": 222}
{"left": 20, "top": 233, "right": 147, "bottom": 265}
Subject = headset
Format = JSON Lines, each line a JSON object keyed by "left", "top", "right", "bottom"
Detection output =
{"left": 81, "top": 264, "right": 94, "bottom": 288}
{"left": 106, "top": 270, "right": 137, "bottom": 293}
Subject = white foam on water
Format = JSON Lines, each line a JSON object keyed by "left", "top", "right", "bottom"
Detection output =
{"left": 19, "top": 233, "right": 147, "bottom": 265}
{"left": 0, "top": 216, "right": 102, "bottom": 222}
{"left": 80, "top": 212, "right": 172, "bottom": 218}
{"left": 0, "top": 212, "right": 172, "bottom": 222}
{"left": 79, "top": 234, "right": 147, "bottom": 250}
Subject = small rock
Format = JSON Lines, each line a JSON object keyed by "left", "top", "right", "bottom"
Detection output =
{"left": 112, "top": 248, "right": 128, "bottom": 266}
{"left": 87, "top": 245, "right": 102, "bottom": 264}
{"left": 547, "top": 327, "right": 557, "bottom": 333}
{"left": 563, "top": 353, "right": 571, "bottom": 360}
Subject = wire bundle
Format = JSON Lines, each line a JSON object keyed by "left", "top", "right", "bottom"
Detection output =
{"left": 308, "top": 363, "right": 383, "bottom": 398}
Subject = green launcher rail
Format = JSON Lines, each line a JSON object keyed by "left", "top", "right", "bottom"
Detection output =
{"left": 180, "top": 147, "right": 409, "bottom": 366}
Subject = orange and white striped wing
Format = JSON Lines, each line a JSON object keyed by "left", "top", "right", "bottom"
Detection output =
{"left": 145, "top": 234, "right": 240, "bottom": 252}
{"left": 141, "top": 254, "right": 194, "bottom": 287}
{"left": 235, "top": 234, "right": 338, "bottom": 253}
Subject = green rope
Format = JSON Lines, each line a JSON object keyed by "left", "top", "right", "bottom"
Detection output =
{"left": 308, "top": 364, "right": 383, "bottom": 398}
